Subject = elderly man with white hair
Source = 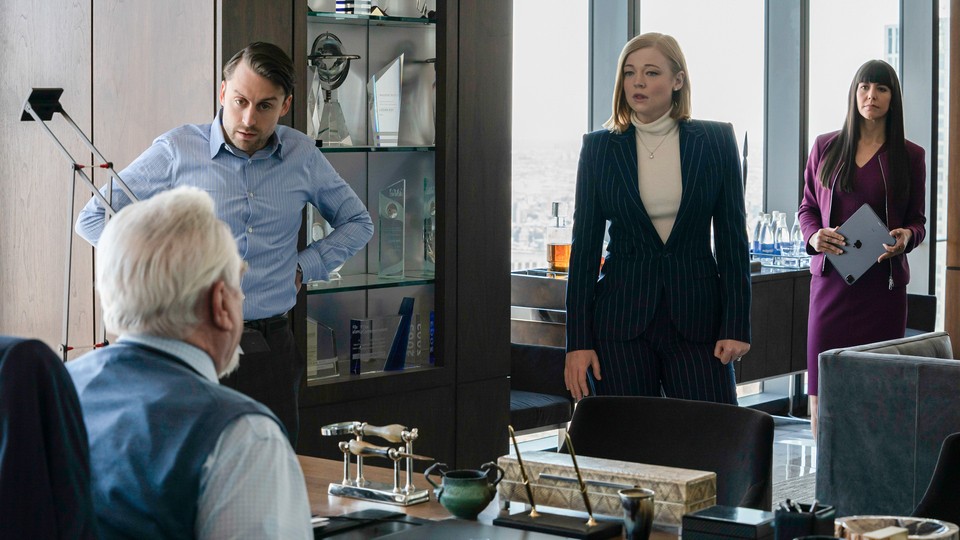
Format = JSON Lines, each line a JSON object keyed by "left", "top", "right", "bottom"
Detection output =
{"left": 67, "top": 187, "right": 311, "bottom": 539}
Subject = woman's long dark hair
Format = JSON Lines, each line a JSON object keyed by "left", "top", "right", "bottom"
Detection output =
{"left": 818, "top": 60, "right": 910, "bottom": 203}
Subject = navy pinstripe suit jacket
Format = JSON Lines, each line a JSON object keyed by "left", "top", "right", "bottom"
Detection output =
{"left": 565, "top": 120, "right": 752, "bottom": 352}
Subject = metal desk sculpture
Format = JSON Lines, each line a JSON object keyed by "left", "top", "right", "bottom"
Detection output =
{"left": 322, "top": 421, "right": 431, "bottom": 505}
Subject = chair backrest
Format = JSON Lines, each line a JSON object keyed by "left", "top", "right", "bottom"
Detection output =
{"left": 510, "top": 343, "right": 569, "bottom": 397}
{"left": 838, "top": 331, "right": 953, "bottom": 359}
{"left": 907, "top": 294, "right": 938, "bottom": 334}
{"left": 913, "top": 432, "right": 960, "bottom": 523}
{"left": 564, "top": 396, "right": 774, "bottom": 509}
{"left": 0, "top": 336, "right": 100, "bottom": 539}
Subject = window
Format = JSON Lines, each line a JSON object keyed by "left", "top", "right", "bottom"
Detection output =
{"left": 936, "top": 2, "right": 950, "bottom": 329}
{"left": 807, "top": 0, "right": 900, "bottom": 150}
{"left": 511, "top": 1, "right": 589, "bottom": 271}
{"left": 639, "top": 1, "right": 765, "bottom": 219}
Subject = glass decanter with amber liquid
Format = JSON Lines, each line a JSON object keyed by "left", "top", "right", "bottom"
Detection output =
{"left": 545, "top": 202, "right": 571, "bottom": 272}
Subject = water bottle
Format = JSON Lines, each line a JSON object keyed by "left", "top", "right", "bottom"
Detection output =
{"left": 774, "top": 212, "right": 789, "bottom": 256}
{"left": 751, "top": 211, "right": 764, "bottom": 254}
{"left": 789, "top": 211, "right": 803, "bottom": 257}
{"left": 759, "top": 213, "right": 775, "bottom": 255}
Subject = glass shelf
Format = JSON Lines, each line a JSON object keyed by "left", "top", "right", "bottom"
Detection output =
{"left": 307, "top": 363, "right": 438, "bottom": 387}
{"left": 315, "top": 143, "right": 435, "bottom": 153}
{"left": 306, "top": 273, "right": 435, "bottom": 294}
{"left": 308, "top": 11, "right": 436, "bottom": 28}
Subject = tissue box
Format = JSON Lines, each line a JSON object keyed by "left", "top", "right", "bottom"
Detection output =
{"left": 497, "top": 451, "right": 716, "bottom": 527}
{"left": 682, "top": 505, "right": 776, "bottom": 540}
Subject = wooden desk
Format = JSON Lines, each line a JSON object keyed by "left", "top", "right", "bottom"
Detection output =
{"left": 299, "top": 455, "right": 677, "bottom": 539}
{"left": 299, "top": 455, "right": 459, "bottom": 521}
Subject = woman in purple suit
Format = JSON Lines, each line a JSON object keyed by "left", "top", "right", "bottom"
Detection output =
{"left": 799, "top": 60, "right": 926, "bottom": 437}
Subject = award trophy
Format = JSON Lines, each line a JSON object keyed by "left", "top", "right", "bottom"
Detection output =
{"left": 350, "top": 315, "right": 403, "bottom": 375}
{"left": 368, "top": 54, "right": 404, "bottom": 147}
{"left": 311, "top": 319, "right": 340, "bottom": 380}
{"left": 306, "top": 205, "right": 343, "bottom": 281}
{"left": 308, "top": 32, "right": 360, "bottom": 147}
{"left": 422, "top": 177, "right": 436, "bottom": 276}
{"left": 378, "top": 179, "right": 406, "bottom": 278}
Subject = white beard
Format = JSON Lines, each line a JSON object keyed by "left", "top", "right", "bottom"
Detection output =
{"left": 217, "top": 346, "right": 242, "bottom": 379}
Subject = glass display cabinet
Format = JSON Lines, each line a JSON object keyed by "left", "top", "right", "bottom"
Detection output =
{"left": 303, "top": 9, "right": 438, "bottom": 387}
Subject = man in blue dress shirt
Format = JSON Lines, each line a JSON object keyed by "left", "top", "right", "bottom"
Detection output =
{"left": 76, "top": 42, "right": 374, "bottom": 446}
{"left": 68, "top": 187, "right": 312, "bottom": 539}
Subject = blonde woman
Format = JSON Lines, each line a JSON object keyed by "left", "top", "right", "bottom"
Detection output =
{"left": 564, "top": 32, "right": 751, "bottom": 404}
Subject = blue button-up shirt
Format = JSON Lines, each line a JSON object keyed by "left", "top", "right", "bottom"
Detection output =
{"left": 76, "top": 111, "right": 373, "bottom": 320}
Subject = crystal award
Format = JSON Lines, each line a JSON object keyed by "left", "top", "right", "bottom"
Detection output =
{"left": 306, "top": 205, "right": 343, "bottom": 281}
{"left": 422, "top": 177, "right": 436, "bottom": 276}
{"left": 368, "top": 54, "right": 404, "bottom": 147}
{"left": 349, "top": 315, "right": 402, "bottom": 375}
{"left": 378, "top": 179, "right": 405, "bottom": 277}
{"left": 308, "top": 32, "right": 359, "bottom": 147}
{"left": 311, "top": 319, "right": 339, "bottom": 380}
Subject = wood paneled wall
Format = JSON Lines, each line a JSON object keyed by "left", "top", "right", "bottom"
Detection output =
{"left": 1, "top": 1, "right": 216, "bottom": 352}
{"left": 93, "top": 1, "right": 216, "bottom": 169}
{"left": 946, "top": 0, "right": 960, "bottom": 355}
{"left": 0, "top": 1, "right": 94, "bottom": 357}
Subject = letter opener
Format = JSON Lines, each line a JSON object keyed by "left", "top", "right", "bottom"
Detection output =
{"left": 508, "top": 425, "right": 539, "bottom": 517}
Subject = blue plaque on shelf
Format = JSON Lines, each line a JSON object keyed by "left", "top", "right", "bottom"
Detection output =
{"left": 383, "top": 297, "right": 415, "bottom": 371}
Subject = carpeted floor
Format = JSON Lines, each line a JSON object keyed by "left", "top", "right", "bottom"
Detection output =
{"left": 771, "top": 473, "right": 816, "bottom": 509}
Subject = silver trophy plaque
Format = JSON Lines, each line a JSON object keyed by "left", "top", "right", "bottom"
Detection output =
{"left": 368, "top": 54, "right": 404, "bottom": 147}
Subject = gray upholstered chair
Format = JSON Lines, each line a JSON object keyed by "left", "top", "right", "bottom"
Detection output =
{"left": 816, "top": 331, "right": 957, "bottom": 517}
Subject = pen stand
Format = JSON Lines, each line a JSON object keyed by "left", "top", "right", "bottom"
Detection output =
{"left": 774, "top": 503, "right": 836, "bottom": 540}
{"left": 321, "top": 420, "right": 430, "bottom": 506}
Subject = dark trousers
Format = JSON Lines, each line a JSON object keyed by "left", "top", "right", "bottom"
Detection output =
{"left": 222, "top": 319, "right": 301, "bottom": 447}
{"left": 589, "top": 294, "right": 738, "bottom": 405}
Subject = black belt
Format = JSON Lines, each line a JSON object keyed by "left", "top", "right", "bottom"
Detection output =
{"left": 243, "top": 314, "right": 289, "bottom": 334}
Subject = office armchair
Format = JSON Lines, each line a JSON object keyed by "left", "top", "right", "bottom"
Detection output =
{"left": 817, "top": 332, "right": 958, "bottom": 516}
{"left": 0, "top": 336, "right": 100, "bottom": 539}
{"left": 564, "top": 396, "right": 774, "bottom": 510}
{"left": 912, "top": 432, "right": 960, "bottom": 524}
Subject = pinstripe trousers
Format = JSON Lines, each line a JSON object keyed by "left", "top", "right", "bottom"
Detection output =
{"left": 587, "top": 292, "right": 738, "bottom": 405}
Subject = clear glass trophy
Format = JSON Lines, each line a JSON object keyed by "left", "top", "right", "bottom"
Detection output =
{"left": 378, "top": 179, "right": 406, "bottom": 278}
{"left": 368, "top": 54, "right": 404, "bottom": 147}
{"left": 422, "top": 177, "right": 436, "bottom": 276}
{"left": 349, "top": 315, "right": 402, "bottom": 375}
{"left": 313, "top": 320, "right": 340, "bottom": 379}
{"left": 308, "top": 32, "right": 359, "bottom": 147}
{"left": 306, "top": 205, "right": 343, "bottom": 281}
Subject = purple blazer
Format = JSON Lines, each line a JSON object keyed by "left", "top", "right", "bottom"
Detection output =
{"left": 798, "top": 131, "right": 926, "bottom": 285}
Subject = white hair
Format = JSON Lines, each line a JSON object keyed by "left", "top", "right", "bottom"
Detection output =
{"left": 96, "top": 186, "right": 241, "bottom": 339}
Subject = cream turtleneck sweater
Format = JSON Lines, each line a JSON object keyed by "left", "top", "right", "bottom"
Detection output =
{"left": 632, "top": 110, "right": 681, "bottom": 244}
